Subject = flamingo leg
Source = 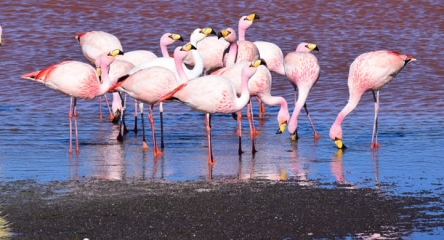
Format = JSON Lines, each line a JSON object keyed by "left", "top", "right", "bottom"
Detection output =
{"left": 255, "top": 96, "right": 266, "bottom": 119}
{"left": 69, "top": 97, "right": 74, "bottom": 154}
{"left": 371, "top": 91, "right": 380, "bottom": 149}
{"left": 123, "top": 94, "right": 129, "bottom": 135}
{"left": 73, "top": 98, "right": 80, "bottom": 153}
{"left": 149, "top": 105, "right": 162, "bottom": 157}
{"left": 103, "top": 94, "right": 113, "bottom": 121}
{"left": 206, "top": 113, "right": 214, "bottom": 165}
{"left": 98, "top": 97, "right": 102, "bottom": 120}
{"left": 159, "top": 102, "right": 165, "bottom": 149}
{"left": 246, "top": 99, "right": 258, "bottom": 154}
{"left": 133, "top": 99, "right": 138, "bottom": 134}
{"left": 140, "top": 102, "right": 148, "bottom": 149}
{"left": 303, "top": 103, "right": 320, "bottom": 139}
{"left": 117, "top": 92, "right": 125, "bottom": 142}
{"left": 237, "top": 110, "right": 243, "bottom": 155}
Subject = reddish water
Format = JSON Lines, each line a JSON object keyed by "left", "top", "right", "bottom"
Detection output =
{"left": 0, "top": 1, "right": 443, "bottom": 237}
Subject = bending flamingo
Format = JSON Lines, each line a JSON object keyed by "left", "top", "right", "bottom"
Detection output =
{"left": 21, "top": 49, "right": 123, "bottom": 153}
{"left": 159, "top": 60, "right": 264, "bottom": 165}
{"left": 212, "top": 61, "right": 289, "bottom": 154}
{"left": 329, "top": 50, "right": 416, "bottom": 149}
{"left": 108, "top": 43, "right": 195, "bottom": 156}
{"left": 284, "top": 42, "right": 320, "bottom": 140}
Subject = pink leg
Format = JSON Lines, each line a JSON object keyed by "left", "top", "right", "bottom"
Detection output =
{"left": 98, "top": 97, "right": 102, "bottom": 120}
{"left": 255, "top": 96, "right": 266, "bottom": 119}
{"left": 371, "top": 91, "right": 380, "bottom": 149}
{"left": 206, "top": 113, "right": 214, "bottom": 165}
{"left": 303, "top": 103, "right": 320, "bottom": 139}
{"left": 73, "top": 98, "right": 80, "bottom": 153}
{"left": 149, "top": 105, "right": 162, "bottom": 157}
{"left": 69, "top": 97, "right": 74, "bottom": 154}
{"left": 103, "top": 94, "right": 113, "bottom": 121}
{"left": 247, "top": 99, "right": 259, "bottom": 137}
{"left": 237, "top": 111, "right": 243, "bottom": 155}
{"left": 139, "top": 102, "right": 148, "bottom": 149}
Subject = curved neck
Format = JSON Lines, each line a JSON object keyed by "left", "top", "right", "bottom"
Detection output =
{"left": 333, "top": 93, "right": 362, "bottom": 128}
{"left": 160, "top": 42, "right": 169, "bottom": 58}
{"left": 175, "top": 54, "right": 189, "bottom": 84}
{"left": 287, "top": 90, "right": 310, "bottom": 134}
{"left": 226, "top": 42, "right": 238, "bottom": 67}
{"left": 187, "top": 49, "right": 204, "bottom": 79}
{"left": 235, "top": 67, "right": 252, "bottom": 111}
{"left": 98, "top": 61, "right": 113, "bottom": 95}
{"left": 238, "top": 27, "right": 246, "bottom": 41}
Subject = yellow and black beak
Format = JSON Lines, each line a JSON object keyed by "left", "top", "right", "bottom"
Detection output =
{"left": 306, "top": 43, "right": 319, "bottom": 51}
{"left": 170, "top": 34, "right": 184, "bottom": 42}
{"left": 334, "top": 138, "right": 346, "bottom": 149}
{"left": 201, "top": 27, "right": 216, "bottom": 36}
{"left": 182, "top": 43, "right": 197, "bottom": 52}
{"left": 108, "top": 49, "right": 124, "bottom": 57}
{"left": 276, "top": 121, "right": 287, "bottom": 134}
{"left": 246, "top": 13, "right": 260, "bottom": 21}
{"left": 217, "top": 29, "right": 230, "bottom": 39}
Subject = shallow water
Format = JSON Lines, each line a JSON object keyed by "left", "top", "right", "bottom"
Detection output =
{"left": 0, "top": 0, "right": 443, "bottom": 238}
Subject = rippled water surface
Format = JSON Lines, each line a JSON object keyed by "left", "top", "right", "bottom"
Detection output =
{"left": 1, "top": 0, "right": 443, "bottom": 238}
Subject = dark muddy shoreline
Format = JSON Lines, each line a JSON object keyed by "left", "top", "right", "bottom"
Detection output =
{"left": 0, "top": 179, "right": 442, "bottom": 239}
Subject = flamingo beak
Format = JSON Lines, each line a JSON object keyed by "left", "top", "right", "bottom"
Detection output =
{"left": 96, "top": 66, "right": 102, "bottom": 84}
{"left": 0, "top": 36, "right": 2, "bottom": 46}
{"left": 334, "top": 138, "right": 345, "bottom": 149}
{"left": 276, "top": 122, "right": 287, "bottom": 134}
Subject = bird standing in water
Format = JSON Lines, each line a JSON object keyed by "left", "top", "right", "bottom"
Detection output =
{"left": 329, "top": 50, "right": 416, "bottom": 149}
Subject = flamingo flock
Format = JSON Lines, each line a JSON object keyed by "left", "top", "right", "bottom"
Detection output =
{"left": 7, "top": 13, "right": 415, "bottom": 164}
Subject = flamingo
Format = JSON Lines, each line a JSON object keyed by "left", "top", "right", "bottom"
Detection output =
{"left": 329, "top": 50, "right": 416, "bottom": 149}
{"left": 21, "top": 49, "right": 123, "bottom": 153}
{"left": 158, "top": 60, "right": 264, "bottom": 165}
{"left": 107, "top": 43, "right": 195, "bottom": 156}
{"left": 218, "top": 28, "right": 260, "bottom": 67}
{"left": 123, "top": 28, "right": 215, "bottom": 147}
{"left": 284, "top": 42, "right": 321, "bottom": 141}
{"left": 75, "top": 30, "right": 124, "bottom": 120}
{"left": 212, "top": 61, "right": 289, "bottom": 154}
{"left": 116, "top": 33, "right": 184, "bottom": 132}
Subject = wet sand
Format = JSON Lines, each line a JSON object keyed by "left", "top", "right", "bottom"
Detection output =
{"left": 0, "top": 179, "right": 442, "bottom": 239}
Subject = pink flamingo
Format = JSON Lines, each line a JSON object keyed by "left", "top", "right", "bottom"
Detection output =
{"left": 158, "top": 60, "right": 264, "bottom": 165}
{"left": 218, "top": 27, "right": 260, "bottom": 67}
{"left": 21, "top": 49, "right": 123, "bottom": 153}
{"left": 107, "top": 43, "right": 195, "bottom": 156}
{"left": 329, "top": 50, "right": 416, "bottom": 149}
{"left": 284, "top": 42, "right": 321, "bottom": 141}
{"left": 212, "top": 61, "right": 289, "bottom": 154}
{"left": 124, "top": 28, "right": 215, "bottom": 147}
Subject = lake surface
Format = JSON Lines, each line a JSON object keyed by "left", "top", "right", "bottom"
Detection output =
{"left": 0, "top": 0, "right": 443, "bottom": 238}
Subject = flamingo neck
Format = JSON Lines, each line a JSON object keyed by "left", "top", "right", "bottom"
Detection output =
{"left": 175, "top": 54, "right": 189, "bottom": 84}
{"left": 288, "top": 90, "right": 310, "bottom": 134}
{"left": 238, "top": 27, "right": 246, "bottom": 41}
{"left": 226, "top": 41, "right": 238, "bottom": 67}
{"left": 187, "top": 49, "right": 204, "bottom": 79}
{"left": 160, "top": 42, "right": 169, "bottom": 58}
{"left": 235, "top": 67, "right": 252, "bottom": 111}
{"left": 98, "top": 62, "right": 113, "bottom": 95}
{"left": 333, "top": 93, "right": 362, "bottom": 129}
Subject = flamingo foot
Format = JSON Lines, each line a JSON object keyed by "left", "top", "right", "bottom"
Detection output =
{"left": 117, "top": 133, "right": 124, "bottom": 142}
{"left": 142, "top": 141, "right": 149, "bottom": 150}
{"left": 153, "top": 146, "right": 163, "bottom": 157}
{"left": 251, "top": 128, "right": 259, "bottom": 138}
{"left": 314, "top": 133, "right": 321, "bottom": 140}
{"left": 259, "top": 104, "right": 266, "bottom": 119}
{"left": 208, "top": 158, "right": 216, "bottom": 166}
{"left": 370, "top": 142, "right": 380, "bottom": 149}
{"left": 123, "top": 125, "right": 129, "bottom": 135}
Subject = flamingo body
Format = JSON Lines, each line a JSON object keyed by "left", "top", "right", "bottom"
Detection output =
{"left": 76, "top": 31, "right": 122, "bottom": 65}
{"left": 284, "top": 43, "right": 320, "bottom": 140}
{"left": 329, "top": 50, "right": 416, "bottom": 149}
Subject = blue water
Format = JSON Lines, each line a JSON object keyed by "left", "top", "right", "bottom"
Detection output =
{"left": 0, "top": 0, "right": 443, "bottom": 238}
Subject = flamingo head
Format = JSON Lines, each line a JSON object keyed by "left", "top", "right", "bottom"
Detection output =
{"left": 296, "top": 42, "right": 319, "bottom": 53}
{"left": 218, "top": 28, "right": 236, "bottom": 43}
{"left": 95, "top": 49, "right": 124, "bottom": 83}
{"left": 329, "top": 124, "right": 346, "bottom": 149}
{"left": 275, "top": 110, "right": 289, "bottom": 135}
{"left": 404, "top": 54, "right": 416, "bottom": 65}
{"left": 160, "top": 33, "right": 183, "bottom": 47}
{"left": 190, "top": 27, "right": 216, "bottom": 45}
{"left": 239, "top": 13, "right": 260, "bottom": 31}
{"left": 174, "top": 43, "right": 197, "bottom": 59}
